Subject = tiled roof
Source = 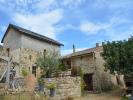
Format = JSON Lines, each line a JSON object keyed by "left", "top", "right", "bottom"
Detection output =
{"left": 1, "top": 24, "right": 63, "bottom": 46}
{"left": 62, "top": 46, "right": 102, "bottom": 59}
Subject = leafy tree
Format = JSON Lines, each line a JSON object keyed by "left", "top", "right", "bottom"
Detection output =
{"left": 102, "top": 37, "right": 133, "bottom": 76}
{"left": 36, "top": 50, "right": 61, "bottom": 78}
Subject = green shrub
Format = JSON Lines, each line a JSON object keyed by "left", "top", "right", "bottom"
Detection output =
{"left": 48, "top": 83, "right": 56, "bottom": 89}
{"left": 21, "top": 67, "right": 28, "bottom": 77}
{"left": 78, "top": 67, "right": 86, "bottom": 96}
{"left": 37, "top": 77, "right": 44, "bottom": 85}
{"left": 121, "top": 97, "right": 129, "bottom": 100}
{"left": 59, "top": 63, "right": 67, "bottom": 71}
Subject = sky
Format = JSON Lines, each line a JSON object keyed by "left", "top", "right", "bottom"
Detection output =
{"left": 0, "top": 0, "right": 133, "bottom": 55}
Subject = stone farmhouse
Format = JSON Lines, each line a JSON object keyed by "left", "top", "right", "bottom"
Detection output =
{"left": 0, "top": 24, "right": 121, "bottom": 95}
{"left": 0, "top": 24, "right": 63, "bottom": 79}
{"left": 0, "top": 24, "right": 82, "bottom": 97}
{"left": 62, "top": 44, "right": 117, "bottom": 92}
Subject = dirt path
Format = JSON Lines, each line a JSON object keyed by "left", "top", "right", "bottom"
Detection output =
{"left": 75, "top": 93, "right": 121, "bottom": 100}
{"left": 75, "top": 89, "right": 122, "bottom": 100}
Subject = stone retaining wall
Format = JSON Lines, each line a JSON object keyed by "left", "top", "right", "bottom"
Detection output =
{"left": 44, "top": 76, "right": 81, "bottom": 99}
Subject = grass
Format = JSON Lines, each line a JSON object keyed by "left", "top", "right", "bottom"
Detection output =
{"left": 0, "top": 92, "right": 47, "bottom": 100}
{"left": 121, "top": 97, "right": 129, "bottom": 100}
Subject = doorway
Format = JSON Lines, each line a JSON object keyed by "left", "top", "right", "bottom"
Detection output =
{"left": 83, "top": 73, "right": 93, "bottom": 91}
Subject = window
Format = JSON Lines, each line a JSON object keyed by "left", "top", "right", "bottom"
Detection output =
{"left": 32, "top": 66, "right": 36, "bottom": 77}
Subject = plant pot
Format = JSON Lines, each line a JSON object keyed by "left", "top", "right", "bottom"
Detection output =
{"left": 50, "top": 88, "right": 55, "bottom": 97}
{"left": 39, "top": 84, "right": 44, "bottom": 91}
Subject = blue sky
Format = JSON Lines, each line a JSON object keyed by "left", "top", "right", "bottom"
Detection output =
{"left": 0, "top": 0, "right": 133, "bottom": 55}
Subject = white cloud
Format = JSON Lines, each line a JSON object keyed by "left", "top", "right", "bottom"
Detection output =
{"left": 0, "top": 42, "right": 3, "bottom": 45}
{"left": 105, "top": 30, "right": 132, "bottom": 41}
{"left": 61, "top": 47, "right": 87, "bottom": 56}
{"left": 103, "top": 17, "right": 132, "bottom": 40}
{"left": 80, "top": 22, "right": 101, "bottom": 34}
{"left": 80, "top": 17, "right": 131, "bottom": 39}
{"left": 13, "top": 9, "right": 63, "bottom": 39}
{"left": 35, "top": 0, "right": 55, "bottom": 11}
{"left": 0, "top": 0, "right": 64, "bottom": 40}
{"left": 92, "top": 0, "right": 133, "bottom": 10}
{"left": 80, "top": 21, "right": 110, "bottom": 35}
{"left": 63, "top": 0, "right": 82, "bottom": 6}
{"left": 60, "top": 0, "right": 86, "bottom": 9}
{"left": 57, "top": 24, "right": 78, "bottom": 32}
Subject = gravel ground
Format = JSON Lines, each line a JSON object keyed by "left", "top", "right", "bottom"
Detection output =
{"left": 75, "top": 93, "right": 121, "bottom": 100}
{"left": 75, "top": 89, "right": 123, "bottom": 100}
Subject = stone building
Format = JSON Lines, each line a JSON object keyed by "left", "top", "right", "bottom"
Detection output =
{"left": 62, "top": 44, "right": 113, "bottom": 92}
{"left": 1, "top": 24, "right": 63, "bottom": 78}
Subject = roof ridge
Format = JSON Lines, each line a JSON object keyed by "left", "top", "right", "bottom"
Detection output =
{"left": 62, "top": 46, "right": 102, "bottom": 58}
{"left": 10, "top": 24, "right": 59, "bottom": 43}
{"left": 1, "top": 24, "right": 63, "bottom": 46}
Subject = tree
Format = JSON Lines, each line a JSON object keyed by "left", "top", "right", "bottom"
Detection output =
{"left": 102, "top": 37, "right": 133, "bottom": 76}
{"left": 36, "top": 50, "right": 61, "bottom": 78}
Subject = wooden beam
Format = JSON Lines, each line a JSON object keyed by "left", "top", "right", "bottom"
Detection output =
{"left": 0, "top": 68, "right": 7, "bottom": 81}
{"left": 6, "top": 60, "right": 10, "bottom": 88}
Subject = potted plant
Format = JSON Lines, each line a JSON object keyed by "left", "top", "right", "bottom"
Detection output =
{"left": 38, "top": 77, "right": 44, "bottom": 91}
{"left": 48, "top": 83, "right": 56, "bottom": 97}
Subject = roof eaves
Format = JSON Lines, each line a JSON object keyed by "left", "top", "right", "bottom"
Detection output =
{"left": 71, "top": 51, "right": 94, "bottom": 57}
{"left": 1, "top": 24, "right": 64, "bottom": 46}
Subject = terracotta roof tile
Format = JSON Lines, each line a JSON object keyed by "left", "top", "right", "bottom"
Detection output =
{"left": 62, "top": 46, "right": 102, "bottom": 58}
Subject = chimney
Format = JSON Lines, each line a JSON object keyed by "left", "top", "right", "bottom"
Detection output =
{"left": 96, "top": 43, "right": 99, "bottom": 47}
{"left": 73, "top": 44, "right": 75, "bottom": 53}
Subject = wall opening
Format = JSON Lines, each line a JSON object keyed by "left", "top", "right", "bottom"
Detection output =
{"left": 32, "top": 66, "right": 36, "bottom": 77}
{"left": 83, "top": 73, "right": 93, "bottom": 91}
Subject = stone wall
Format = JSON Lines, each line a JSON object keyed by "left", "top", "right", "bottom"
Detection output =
{"left": 19, "top": 48, "right": 40, "bottom": 77}
{"left": 71, "top": 53, "right": 95, "bottom": 74}
{"left": 63, "top": 49, "right": 114, "bottom": 92}
{"left": 21, "top": 34, "right": 60, "bottom": 52}
{"left": 3, "top": 28, "right": 22, "bottom": 51}
{"left": 0, "top": 48, "right": 8, "bottom": 57}
{"left": 94, "top": 51, "right": 113, "bottom": 91}
{"left": 3, "top": 27, "right": 60, "bottom": 53}
{"left": 44, "top": 76, "right": 81, "bottom": 99}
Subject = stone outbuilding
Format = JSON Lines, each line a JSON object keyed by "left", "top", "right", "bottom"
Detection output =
{"left": 0, "top": 24, "right": 63, "bottom": 79}
{"left": 62, "top": 44, "right": 113, "bottom": 92}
